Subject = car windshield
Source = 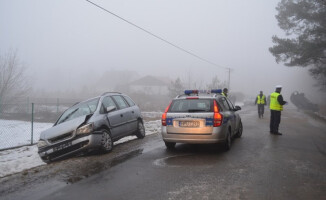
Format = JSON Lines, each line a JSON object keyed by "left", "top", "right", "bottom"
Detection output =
{"left": 56, "top": 98, "right": 100, "bottom": 125}
{"left": 168, "top": 99, "right": 213, "bottom": 113}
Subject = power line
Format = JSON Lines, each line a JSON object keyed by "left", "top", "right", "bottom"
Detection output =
{"left": 85, "top": 0, "right": 227, "bottom": 69}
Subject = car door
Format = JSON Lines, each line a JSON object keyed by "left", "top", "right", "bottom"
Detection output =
{"left": 122, "top": 95, "right": 139, "bottom": 132}
{"left": 226, "top": 98, "right": 241, "bottom": 135}
{"left": 225, "top": 98, "right": 237, "bottom": 135}
{"left": 111, "top": 95, "right": 133, "bottom": 136}
{"left": 219, "top": 97, "right": 235, "bottom": 132}
{"left": 102, "top": 96, "right": 129, "bottom": 139}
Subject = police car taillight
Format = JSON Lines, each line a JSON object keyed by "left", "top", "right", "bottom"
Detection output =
{"left": 162, "top": 101, "right": 172, "bottom": 126}
{"left": 213, "top": 100, "right": 222, "bottom": 127}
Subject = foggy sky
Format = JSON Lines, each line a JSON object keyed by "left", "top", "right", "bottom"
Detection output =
{"left": 0, "top": 0, "right": 323, "bottom": 103}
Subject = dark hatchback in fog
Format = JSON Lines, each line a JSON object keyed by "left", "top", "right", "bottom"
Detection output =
{"left": 37, "top": 92, "right": 145, "bottom": 163}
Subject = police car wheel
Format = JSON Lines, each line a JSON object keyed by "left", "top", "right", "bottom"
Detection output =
{"left": 165, "top": 141, "right": 176, "bottom": 149}
{"left": 235, "top": 121, "right": 243, "bottom": 138}
{"left": 135, "top": 121, "right": 145, "bottom": 139}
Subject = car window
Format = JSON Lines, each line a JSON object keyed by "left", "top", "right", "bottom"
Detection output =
{"left": 169, "top": 99, "right": 213, "bottom": 112}
{"left": 56, "top": 98, "right": 99, "bottom": 125}
{"left": 112, "top": 95, "right": 129, "bottom": 109}
{"left": 102, "top": 96, "right": 117, "bottom": 108}
{"left": 123, "top": 96, "right": 135, "bottom": 106}
{"left": 219, "top": 97, "right": 231, "bottom": 111}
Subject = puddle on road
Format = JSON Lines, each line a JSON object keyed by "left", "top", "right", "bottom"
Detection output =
{"left": 153, "top": 154, "right": 219, "bottom": 168}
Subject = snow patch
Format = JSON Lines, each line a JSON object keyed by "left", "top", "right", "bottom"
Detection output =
{"left": 0, "top": 120, "right": 161, "bottom": 178}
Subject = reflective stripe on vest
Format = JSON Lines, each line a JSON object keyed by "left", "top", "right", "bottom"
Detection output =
{"left": 270, "top": 92, "right": 283, "bottom": 111}
{"left": 257, "top": 95, "right": 266, "bottom": 104}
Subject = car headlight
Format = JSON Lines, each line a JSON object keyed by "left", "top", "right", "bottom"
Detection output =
{"left": 37, "top": 140, "right": 47, "bottom": 148}
{"left": 76, "top": 123, "right": 93, "bottom": 135}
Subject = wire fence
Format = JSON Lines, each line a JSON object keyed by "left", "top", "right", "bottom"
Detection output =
{"left": 0, "top": 97, "right": 81, "bottom": 150}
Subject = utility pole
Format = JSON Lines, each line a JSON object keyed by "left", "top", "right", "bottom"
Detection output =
{"left": 227, "top": 68, "right": 231, "bottom": 90}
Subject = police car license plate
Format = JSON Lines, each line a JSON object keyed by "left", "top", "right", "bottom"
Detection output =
{"left": 179, "top": 121, "right": 200, "bottom": 127}
{"left": 53, "top": 142, "right": 72, "bottom": 152}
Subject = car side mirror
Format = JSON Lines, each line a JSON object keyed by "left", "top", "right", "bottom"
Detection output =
{"left": 234, "top": 105, "right": 241, "bottom": 111}
{"left": 106, "top": 106, "right": 116, "bottom": 113}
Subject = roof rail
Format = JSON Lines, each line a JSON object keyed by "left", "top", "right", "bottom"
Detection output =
{"left": 101, "top": 91, "right": 121, "bottom": 96}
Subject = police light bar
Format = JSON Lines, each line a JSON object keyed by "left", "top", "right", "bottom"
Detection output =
{"left": 211, "top": 89, "right": 222, "bottom": 94}
{"left": 184, "top": 89, "right": 221, "bottom": 95}
{"left": 184, "top": 90, "right": 198, "bottom": 95}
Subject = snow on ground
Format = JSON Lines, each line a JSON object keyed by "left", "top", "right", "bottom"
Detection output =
{"left": 141, "top": 111, "right": 162, "bottom": 119}
{"left": 0, "top": 145, "right": 43, "bottom": 178}
{"left": 0, "top": 119, "right": 161, "bottom": 178}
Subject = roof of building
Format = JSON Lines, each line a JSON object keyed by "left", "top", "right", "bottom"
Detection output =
{"left": 130, "top": 75, "right": 168, "bottom": 86}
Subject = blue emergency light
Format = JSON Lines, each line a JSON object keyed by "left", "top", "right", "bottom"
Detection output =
{"left": 184, "top": 89, "right": 222, "bottom": 95}
{"left": 211, "top": 89, "right": 222, "bottom": 94}
{"left": 184, "top": 90, "right": 198, "bottom": 95}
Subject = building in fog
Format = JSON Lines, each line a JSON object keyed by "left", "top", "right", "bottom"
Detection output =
{"left": 129, "top": 75, "right": 169, "bottom": 95}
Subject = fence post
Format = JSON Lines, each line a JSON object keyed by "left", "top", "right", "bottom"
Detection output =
{"left": 31, "top": 103, "right": 34, "bottom": 145}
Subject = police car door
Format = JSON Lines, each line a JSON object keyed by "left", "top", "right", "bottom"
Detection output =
{"left": 219, "top": 97, "right": 236, "bottom": 134}
{"left": 225, "top": 98, "right": 237, "bottom": 135}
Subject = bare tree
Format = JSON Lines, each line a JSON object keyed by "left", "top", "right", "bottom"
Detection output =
{"left": 168, "top": 77, "right": 184, "bottom": 98}
{"left": 206, "top": 75, "right": 227, "bottom": 89}
{"left": 0, "top": 50, "right": 30, "bottom": 103}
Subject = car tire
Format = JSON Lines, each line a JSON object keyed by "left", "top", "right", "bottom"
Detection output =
{"left": 235, "top": 120, "right": 243, "bottom": 138}
{"left": 100, "top": 129, "right": 113, "bottom": 153}
{"left": 164, "top": 141, "right": 176, "bottom": 150}
{"left": 224, "top": 129, "right": 231, "bottom": 151}
{"left": 135, "top": 120, "right": 145, "bottom": 139}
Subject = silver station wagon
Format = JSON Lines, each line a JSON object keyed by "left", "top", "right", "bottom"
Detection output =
{"left": 161, "top": 90, "right": 243, "bottom": 150}
{"left": 37, "top": 92, "right": 145, "bottom": 163}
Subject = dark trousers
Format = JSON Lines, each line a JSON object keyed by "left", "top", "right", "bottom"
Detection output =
{"left": 257, "top": 104, "right": 265, "bottom": 117}
{"left": 270, "top": 110, "right": 281, "bottom": 133}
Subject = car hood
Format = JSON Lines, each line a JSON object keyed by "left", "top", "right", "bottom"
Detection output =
{"left": 40, "top": 115, "right": 87, "bottom": 140}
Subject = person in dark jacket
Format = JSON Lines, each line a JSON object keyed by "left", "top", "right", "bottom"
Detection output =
{"left": 255, "top": 91, "right": 266, "bottom": 118}
{"left": 269, "top": 85, "right": 287, "bottom": 135}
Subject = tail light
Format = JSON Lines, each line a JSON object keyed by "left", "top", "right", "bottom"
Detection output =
{"left": 213, "top": 100, "right": 223, "bottom": 127}
{"left": 162, "top": 101, "right": 172, "bottom": 126}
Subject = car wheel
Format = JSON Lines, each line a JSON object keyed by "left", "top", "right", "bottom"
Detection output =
{"left": 100, "top": 129, "right": 113, "bottom": 153}
{"left": 135, "top": 120, "right": 145, "bottom": 139}
{"left": 164, "top": 141, "right": 176, "bottom": 150}
{"left": 235, "top": 120, "right": 243, "bottom": 138}
{"left": 224, "top": 129, "right": 231, "bottom": 151}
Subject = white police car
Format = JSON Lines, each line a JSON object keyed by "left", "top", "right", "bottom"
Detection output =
{"left": 161, "top": 89, "right": 243, "bottom": 150}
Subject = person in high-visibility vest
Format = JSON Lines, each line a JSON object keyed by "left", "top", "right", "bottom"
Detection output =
{"left": 255, "top": 91, "right": 266, "bottom": 118}
{"left": 269, "top": 85, "right": 287, "bottom": 135}
{"left": 222, "top": 88, "right": 228, "bottom": 97}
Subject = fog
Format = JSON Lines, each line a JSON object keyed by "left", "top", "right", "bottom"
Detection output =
{"left": 1, "top": 0, "right": 324, "bottom": 103}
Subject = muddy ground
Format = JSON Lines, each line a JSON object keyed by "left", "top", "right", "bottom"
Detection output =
{"left": 0, "top": 130, "right": 162, "bottom": 198}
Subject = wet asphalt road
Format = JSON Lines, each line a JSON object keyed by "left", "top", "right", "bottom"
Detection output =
{"left": 1, "top": 105, "right": 326, "bottom": 200}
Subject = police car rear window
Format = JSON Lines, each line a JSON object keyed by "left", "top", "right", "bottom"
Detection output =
{"left": 168, "top": 99, "right": 213, "bottom": 113}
